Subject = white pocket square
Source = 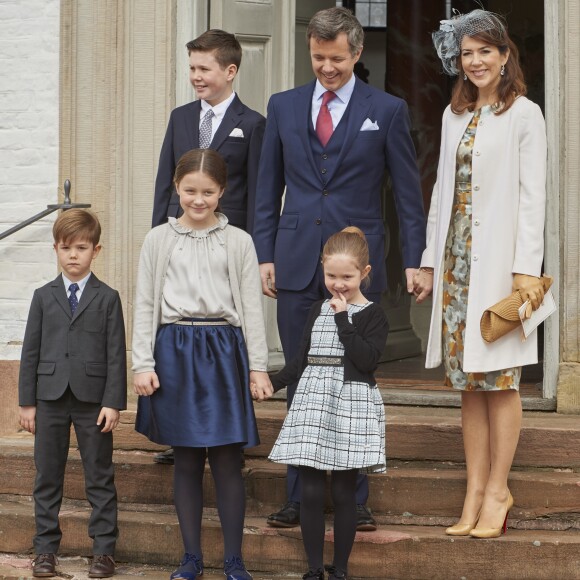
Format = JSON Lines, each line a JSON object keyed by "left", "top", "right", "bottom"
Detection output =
{"left": 229, "top": 128, "right": 245, "bottom": 138}
{"left": 360, "top": 118, "right": 379, "bottom": 131}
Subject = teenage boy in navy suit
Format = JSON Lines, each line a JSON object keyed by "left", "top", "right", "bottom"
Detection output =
{"left": 19, "top": 209, "right": 127, "bottom": 578}
{"left": 151, "top": 29, "right": 265, "bottom": 466}
{"left": 152, "top": 28, "right": 265, "bottom": 233}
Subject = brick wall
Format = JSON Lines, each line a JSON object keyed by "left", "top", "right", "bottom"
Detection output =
{"left": 0, "top": 0, "right": 60, "bottom": 360}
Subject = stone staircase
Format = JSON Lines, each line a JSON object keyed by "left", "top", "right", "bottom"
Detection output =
{"left": 0, "top": 398, "right": 579, "bottom": 579}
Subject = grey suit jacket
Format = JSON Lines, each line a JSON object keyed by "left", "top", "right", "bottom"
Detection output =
{"left": 19, "top": 273, "right": 127, "bottom": 410}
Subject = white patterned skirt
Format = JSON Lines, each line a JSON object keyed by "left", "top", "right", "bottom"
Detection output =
{"left": 269, "top": 362, "right": 386, "bottom": 473}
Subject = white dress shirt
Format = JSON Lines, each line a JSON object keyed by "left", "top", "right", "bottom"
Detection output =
{"left": 311, "top": 74, "right": 356, "bottom": 131}
{"left": 62, "top": 272, "right": 91, "bottom": 302}
{"left": 199, "top": 91, "right": 237, "bottom": 142}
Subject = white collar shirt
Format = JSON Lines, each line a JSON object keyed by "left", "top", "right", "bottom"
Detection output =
{"left": 199, "top": 91, "right": 237, "bottom": 142}
{"left": 311, "top": 74, "right": 356, "bottom": 131}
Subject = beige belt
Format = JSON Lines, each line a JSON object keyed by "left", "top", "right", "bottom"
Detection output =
{"left": 173, "top": 320, "right": 230, "bottom": 326}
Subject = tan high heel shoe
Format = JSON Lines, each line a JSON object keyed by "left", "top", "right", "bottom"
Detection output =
{"left": 469, "top": 491, "right": 514, "bottom": 539}
{"left": 445, "top": 509, "right": 481, "bottom": 536}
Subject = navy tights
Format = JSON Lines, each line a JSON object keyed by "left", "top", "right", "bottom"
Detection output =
{"left": 299, "top": 466, "right": 358, "bottom": 573}
{"left": 173, "top": 444, "right": 245, "bottom": 559}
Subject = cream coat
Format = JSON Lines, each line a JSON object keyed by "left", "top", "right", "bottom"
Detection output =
{"left": 421, "top": 96, "right": 547, "bottom": 372}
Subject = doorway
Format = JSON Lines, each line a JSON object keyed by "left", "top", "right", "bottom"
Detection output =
{"left": 335, "top": 0, "right": 548, "bottom": 407}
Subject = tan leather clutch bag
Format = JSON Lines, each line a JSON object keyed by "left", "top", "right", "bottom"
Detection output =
{"left": 480, "top": 274, "right": 553, "bottom": 343}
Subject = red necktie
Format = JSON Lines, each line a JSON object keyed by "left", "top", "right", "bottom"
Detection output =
{"left": 316, "top": 91, "right": 337, "bottom": 147}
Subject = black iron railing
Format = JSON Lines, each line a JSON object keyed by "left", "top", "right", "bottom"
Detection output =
{"left": 0, "top": 180, "right": 90, "bottom": 241}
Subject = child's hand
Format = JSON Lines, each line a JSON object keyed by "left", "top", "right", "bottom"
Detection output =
{"left": 329, "top": 292, "right": 348, "bottom": 313}
{"left": 133, "top": 371, "right": 160, "bottom": 396}
{"left": 97, "top": 407, "right": 120, "bottom": 433}
{"left": 250, "top": 370, "right": 273, "bottom": 402}
{"left": 19, "top": 406, "right": 36, "bottom": 434}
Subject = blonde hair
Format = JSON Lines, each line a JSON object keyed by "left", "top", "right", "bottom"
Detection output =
{"left": 322, "top": 226, "right": 371, "bottom": 287}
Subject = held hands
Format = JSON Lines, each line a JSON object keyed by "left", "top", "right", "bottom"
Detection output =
{"left": 411, "top": 267, "right": 434, "bottom": 303}
{"left": 513, "top": 274, "right": 545, "bottom": 311}
{"left": 19, "top": 406, "right": 36, "bottom": 434}
{"left": 250, "top": 370, "right": 273, "bottom": 401}
{"left": 97, "top": 407, "right": 120, "bottom": 433}
{"left": 133, "top": 371, "right": 160, "bottom": 396}
{"left": 329, "top": 292, "right": 348, "bottom": 313}
{"left": 259, "top": 263, "right": 277, "bottom": 299}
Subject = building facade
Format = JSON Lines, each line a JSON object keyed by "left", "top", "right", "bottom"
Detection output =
{"left": 0, "top": 0, "right": 578, "bottom": 433}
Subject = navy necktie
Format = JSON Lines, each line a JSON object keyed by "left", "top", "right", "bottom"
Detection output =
{"left": 68, "top": 283, "right": 79, "bottom": 315}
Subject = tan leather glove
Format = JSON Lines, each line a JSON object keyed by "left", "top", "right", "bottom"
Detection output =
{"left": 513, "top": 274, "right": 545, "bottom": 311}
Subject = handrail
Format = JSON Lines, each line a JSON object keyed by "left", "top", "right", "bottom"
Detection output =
{"left": 0, "top": 180, "right": 91, "bottom": 241}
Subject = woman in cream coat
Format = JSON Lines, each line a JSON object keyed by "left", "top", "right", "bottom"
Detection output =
{"left": 414, "top": 10, "right": 547, "bottom": 539}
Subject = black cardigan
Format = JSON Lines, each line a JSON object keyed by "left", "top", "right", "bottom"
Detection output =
{"left": 271, "top": 300, "right": 389, "bottom": 392}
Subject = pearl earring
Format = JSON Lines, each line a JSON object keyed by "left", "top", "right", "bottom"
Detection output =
{"left": 500, "top": 64, "right": 505, "bottom": 76}
{"left": 463, "top": 73, "right": 467, "bottom": 81}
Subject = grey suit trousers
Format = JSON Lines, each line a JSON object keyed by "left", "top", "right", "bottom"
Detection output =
{"left": 33, "top": 388, "right": 118, "bottom": 554}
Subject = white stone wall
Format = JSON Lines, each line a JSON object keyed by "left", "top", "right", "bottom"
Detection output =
{"left": 0, "top": 0, "right": 60, "bottom": 359}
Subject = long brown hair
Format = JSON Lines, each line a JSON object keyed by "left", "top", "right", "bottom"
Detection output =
{"left": 451, "top": 30, "right": 527, "bottom": 115}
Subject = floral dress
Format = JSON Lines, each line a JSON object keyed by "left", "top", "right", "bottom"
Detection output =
{"left": 442, "top": 106, "right": 521, "bottom": 391}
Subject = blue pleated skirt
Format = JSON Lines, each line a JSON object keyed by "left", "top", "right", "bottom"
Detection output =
{"left": 135, "top": 320, "right": 259, "bottom": 448}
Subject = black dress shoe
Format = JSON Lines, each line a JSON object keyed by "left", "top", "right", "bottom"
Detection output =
{"left": 32, "top": 554, "right": 58, "bottom": 578}
{"left": 325, "top": 564, "right": 347, "bottom": 579}
{"left": 266, "top": 501, "right": 300, "bottom": 527}
{"left": 302, "top": 568, "right": 324, "bottom": 580}
{"left": 356, "top": 504, "right": 377, "bottom": 531}
{"left": 88, "top": 555, "right": 115, "bottom": 578}
{"left": 154, "top": 448, "right": 175, "bottom": 464}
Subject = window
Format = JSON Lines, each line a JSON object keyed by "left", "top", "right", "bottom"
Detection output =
{"left": 337, "top": 0, "right": 387, "bottom": 30}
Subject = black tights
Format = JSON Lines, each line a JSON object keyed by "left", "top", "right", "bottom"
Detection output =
{"left": 173, "top": 445, "right": 245, "bottom": 559}
{"left": 299, "top": 466, "right": 358, "bottom": 573}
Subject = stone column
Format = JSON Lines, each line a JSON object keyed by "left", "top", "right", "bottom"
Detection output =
{"left": 557, "top": 0, "right": 580, "bottom": 413}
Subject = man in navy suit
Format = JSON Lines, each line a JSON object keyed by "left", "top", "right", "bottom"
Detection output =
{"left": 253, "top": 7, "right": 426, "bottom": 530}
{"left": 151, "top": 30, "right": 265, "bottom": 465}
{"left": 152, "top": 29, "right": 265, "bottom": 233}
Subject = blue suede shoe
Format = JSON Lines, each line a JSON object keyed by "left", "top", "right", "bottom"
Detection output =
{"left": 170, "top": 553, "right": 204, "bottom": 579}
{"left": 223, "top": 555, "right": 252, "bottom": 580}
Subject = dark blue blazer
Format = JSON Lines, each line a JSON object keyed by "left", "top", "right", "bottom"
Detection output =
{"left": 152, "top": 95, "right": 266, "bottom": 233}
{"left": 253, "top": 78, "right": 426, "bottom": 293}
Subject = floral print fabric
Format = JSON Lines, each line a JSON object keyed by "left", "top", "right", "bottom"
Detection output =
{"left": 442, "top": 107, "right": 521, "bottom": 391}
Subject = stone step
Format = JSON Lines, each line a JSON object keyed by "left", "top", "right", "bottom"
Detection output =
{"left": 1, "top": 436, "right": 578, "bottom": 527}
{"left": 0, "top": 498, "right": 578, "bottom": 580}
{"left": 110, "top": 402, "right": 580, "bottom": 468}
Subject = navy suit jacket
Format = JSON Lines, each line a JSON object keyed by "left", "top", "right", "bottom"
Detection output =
{"left": 253, "top": 78, "right": 426, "bottom": 293}
{"left": 152, "top": 95, "right": 266, "bottom": 233}
{"left": 18, "top": 273, "right": 127, "bottom": 410}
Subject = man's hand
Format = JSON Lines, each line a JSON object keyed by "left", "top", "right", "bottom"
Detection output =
{"left": 513, "top": 274, "right": 545, "bottom": 311}
{"left": 97, "top": 407, "right": 120, "bottom": 432}
{"left": 405, "top": 268, "right": 419, "bottom": 294}
{"left": 250, "top": 370, "right": 274, "bottom": 401}
{"left": 133, "top": 371, "right": 160, "bottom": 396}
{"left": 19, "top": 406, "right": 36, "bottom": 434}
{"left": 259, "top": 263, "right": 277, "bottom": 298}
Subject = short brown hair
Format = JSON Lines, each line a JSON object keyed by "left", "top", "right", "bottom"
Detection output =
{"left": 52, "top": 209, "right": 101, "bottom": 246}
{"left": 451, "top": 28, "right": 527, "bottom": 115}
{"left": 322, "top": 226, "right": 371, "bottom": 288}
{"left": 186, "top": 29, "right": 242, "bottom": 70}
{"left": 307, "top": 7, "right": 364, "bottom": 57}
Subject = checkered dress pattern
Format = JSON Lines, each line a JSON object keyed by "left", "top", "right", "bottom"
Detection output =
{"left": 269, "top": 301, "right": 386, "bottom": 473}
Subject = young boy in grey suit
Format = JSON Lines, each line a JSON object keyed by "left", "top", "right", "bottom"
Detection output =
{"left": 19, "top": 209, "right": 127, "bottom": 579}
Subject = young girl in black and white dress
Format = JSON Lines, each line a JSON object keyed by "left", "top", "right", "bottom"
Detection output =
{"left": 268, "top": 227, "right": 389, "bottom": 580}
{"left": 132, "top": 149, "right": 272, "bottom": 580}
